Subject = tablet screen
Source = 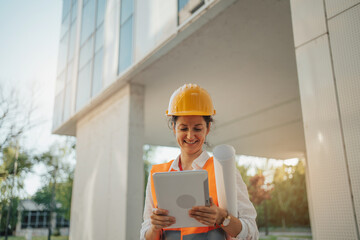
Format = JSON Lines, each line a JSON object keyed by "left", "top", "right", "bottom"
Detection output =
{"left": 153, "top": 170, "right": 210, "bottom": 228}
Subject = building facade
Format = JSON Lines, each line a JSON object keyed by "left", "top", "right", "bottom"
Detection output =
{"left": 52, "top": 0, "right": 360, "bottom": 239}
{"left": 15, "top": 200, "right": 69, "bottom": 237}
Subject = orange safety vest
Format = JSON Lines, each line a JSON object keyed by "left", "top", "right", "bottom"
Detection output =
{"left": 150, "top": 157, "right": 226, "bottom": 240}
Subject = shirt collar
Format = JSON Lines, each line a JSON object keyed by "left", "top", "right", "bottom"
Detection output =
{"left": 169, "top": 151, "right": 210, "bottom": 171}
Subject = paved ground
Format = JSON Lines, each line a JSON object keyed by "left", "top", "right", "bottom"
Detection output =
{"left": 260, "top": 231, "right": 312, "bottom": 240}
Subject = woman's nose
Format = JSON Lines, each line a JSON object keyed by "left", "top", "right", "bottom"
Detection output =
{"left": 187, "top": 130, "right": 195, "bottom": 139}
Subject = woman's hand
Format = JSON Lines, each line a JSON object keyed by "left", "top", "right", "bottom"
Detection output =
{"left": 150, "top": 208, "right": 176, "bottom": 231}
{"left": 188, "top": 197, "right": 227, "bottom": 226}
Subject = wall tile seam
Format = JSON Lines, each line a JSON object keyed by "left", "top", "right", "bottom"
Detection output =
{"left": 303, "top": 156, "right": 317, "bottom": 238}
{"left": 295, "top": 35, "right": 353, "bottom": 237}
{"left": 294, "top": 32, "right": 329, "bottom": 50}
{"left": 125, "top": 83, "right": 145, "bottom": 239}
{"left": 323, "top": 0, "right": 360, "bottom": 236}
{"left": 326, "top": 2, "right": 360, "bottom": 21}
{"left": 76, "top": 85, "right": 130, "bottom": 128}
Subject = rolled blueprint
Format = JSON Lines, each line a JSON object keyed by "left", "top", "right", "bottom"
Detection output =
{"left": 213, "top": 144, "right": 237, "bottom": 217}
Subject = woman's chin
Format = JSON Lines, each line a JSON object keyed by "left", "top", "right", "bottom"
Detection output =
{"left": 181, "top": 145, "right": 202, "bottom": 155}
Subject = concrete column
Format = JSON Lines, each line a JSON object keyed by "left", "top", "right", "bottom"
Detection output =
{"left": 290, "top": 0, "right": 360, "bottom": 239}
{"left": 70, "top": 83, "right": 145, "bottom": 240}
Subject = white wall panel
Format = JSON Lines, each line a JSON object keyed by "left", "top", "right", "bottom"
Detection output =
{"left": 290, "top": 0, "right": 327, "bottom": 47}
{"left": 329, "top": 4, "right": 360, "bottom": 232}
{"left": 325, "top": 0, "right": 360, "bottom": 18}
{"left": 135, "top": 0, "right": 177, "bottom": 62}
{"left": 71, "top": 84, "right": 144, "bottom": 240}
{"left": 296, "top": 35, "right": 358, "bottom": 239}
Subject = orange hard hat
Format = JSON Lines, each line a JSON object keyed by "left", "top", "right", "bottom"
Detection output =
{"left": 166, "top": 84, "right": 216, "bottom": 116}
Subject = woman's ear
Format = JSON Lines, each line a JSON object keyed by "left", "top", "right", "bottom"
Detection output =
{"left": 206, "top": 122, "right": 211, "bottom": 135}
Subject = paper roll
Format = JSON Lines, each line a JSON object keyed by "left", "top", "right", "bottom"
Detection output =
{"left": 213, "top": 144, "right": 238, "bottom": 217}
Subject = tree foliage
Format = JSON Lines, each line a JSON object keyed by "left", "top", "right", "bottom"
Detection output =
{"left": 33, "top": 175, "right": 73, "bottom": 221}
{"left": 267, "top": 160, "right": 310, "bottom": 227}
{"left": 248, "top": 174, "right": 272, "bottom": 206}
{"left": 0, "top": 197, "right": 19, "bottom": 236}
{"left": 0, "top": 85, "right": 39, "bottom": 153}
{"left": 32, "top": 138, "right": 75, "bottom": 239}
{"left": 255, "top": 160, "right": 310, "bottom": 228}
{"left": 0, "top": 143, "right": 34, "bottom": 234}
{"left": 143, "top": 145, "right": 157, "bottom": 203}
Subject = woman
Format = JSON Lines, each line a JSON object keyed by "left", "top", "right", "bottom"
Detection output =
{"left": 140, "top": 84, "right": 259, "bottom": 240}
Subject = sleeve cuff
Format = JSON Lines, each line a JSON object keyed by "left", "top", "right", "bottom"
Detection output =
{"left": 235, "top": 219, "right": 248, "bottom": 239}
{"left": 140, "top": 219, "right": 152, "bottom": 240}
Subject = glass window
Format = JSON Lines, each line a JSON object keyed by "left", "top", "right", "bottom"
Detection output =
{"left": 71, "top": 0, "right": 78, "bottom": 23}
{"left": 118, "top": 17, "right": 133, "bottom": 73}
{"left": 95, "top": 23, "right": 104, "bottom": 52}
{"left": 56, "top": 71, "right": 66, "bottom": 95}
{"left": 120, "top": 0, "right": 133, "bottom": 24}
{"left": 80, "top": 0, "right": 96, "bottom": 45}
{"left": 62, "top": 0, "right": 72, "bottom": 21}
{"left": 56, "top": 215, "right": 70, "bottom": 228}
{"left": 64, "top": 62, "right": 73, "bottom": 121}
{"left": 53, "top": 91, "right": 65, "bottom": 129}
{"left": 83, "top": 0, "right": 90, "bottom": 7}
{"left": 63, "top": 82, "right": 72, "bottom": 121}
{"left": 21, "top": 211, "right": 29, "bottom": 228}
{"left": 68, "top": 22, "right": 77, "bottom": 62}
{"left": 57, "top": 32, "right": 69, "bottom": 74}
{"left": 67, "top": 61, "right": 73, "bottom": 83}
{"left": 79, "top": 36, "right": 94, "bottom": 69}
{"left": 92, "top": 48, "right": 103, "bottom": 97}
{"left": 178, "top": 0, "right": 204, "bottom": 25}
{"left": 43, "top": 212, "right": 50, "bottom": 227}
{"left": 96, "top": 0, "right": 106, "bottom": 27}
{"left": 76, "top": 61, "right": 92, "bottom": 111}
{"left": 60, "top": 13, "right": 70, "bottom": 39}
{"left": 178, "top": 0, "right": 189, "bottom": 11}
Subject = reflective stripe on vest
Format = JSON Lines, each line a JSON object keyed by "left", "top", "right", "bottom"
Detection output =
{"left": 150, "top": 157, "right": 226, "bottom": 240}
{"left": 163, "top": 228, "right": 226, "bottom": 240}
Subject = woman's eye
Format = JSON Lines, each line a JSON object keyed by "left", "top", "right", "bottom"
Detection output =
{"left": 194, "top": 128, "right": 202, "bottom": 131}
{"left": 180, "top": 128, "right": 188, "bottom": 131}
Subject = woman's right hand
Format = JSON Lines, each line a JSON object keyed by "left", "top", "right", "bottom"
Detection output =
{"left": 150, "top": 208, "right": 176, "bottom": 231}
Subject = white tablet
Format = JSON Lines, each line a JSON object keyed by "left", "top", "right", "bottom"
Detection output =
{"left": 153, "top": 170, "right": 210, "bottom": 228}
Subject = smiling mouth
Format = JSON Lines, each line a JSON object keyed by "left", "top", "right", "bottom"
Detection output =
{"left": 184, "top": 140, "right": 198, "bottom": 144}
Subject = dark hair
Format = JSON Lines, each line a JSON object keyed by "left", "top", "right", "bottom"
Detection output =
{"left": 168, "top": 116, "right": 213, "bottom": 129}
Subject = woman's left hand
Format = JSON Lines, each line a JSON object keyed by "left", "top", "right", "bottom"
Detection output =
{"left": 188, "top": 197, "right": 227, "bottom": 226}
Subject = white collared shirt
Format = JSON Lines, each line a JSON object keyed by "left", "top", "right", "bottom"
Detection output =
{"left": 140, "top": 151, "right": 259, "bottom": 240}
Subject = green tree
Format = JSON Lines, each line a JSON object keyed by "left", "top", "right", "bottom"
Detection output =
{"left": 0, "top": 197, "right": 19, "bottom": 236}
{"left": 0, "top": 143, "right": 34, "bottom": 235}
{"left": 236, "top": 164, "right": 250, "bottom": 186}
{"left": 248, "top": 172, "right": 272, "bottom": 234}
{"left": 143, "top": 145, "right": 157, "bottom": 203}
{"left": 33, "top": 138, "right": 75, "bottom": 239}
{"left": 33, "top": 173, "right": 73, "bottom": 221}
{"left": 0, "top": 84, "right": 39, "bottom": 153}
{"left": 268, "top": 160, "right": 310, "bottom": 228}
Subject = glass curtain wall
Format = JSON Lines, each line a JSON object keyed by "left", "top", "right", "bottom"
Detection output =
{"left": 118, "top": 0, "right": 134, "bottom": 74}
{"left": 76, "top": 0, "right": 106, "bottom": 111}
{"left": 54, "top": 0, "right": 78, "bottom": 129}
{"left": 178, "top": 0, "right": 205, "bottom": 25}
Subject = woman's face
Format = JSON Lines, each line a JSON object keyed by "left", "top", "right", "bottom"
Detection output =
{"left": 173, "top": 116, "right": 210, "bottom": 156}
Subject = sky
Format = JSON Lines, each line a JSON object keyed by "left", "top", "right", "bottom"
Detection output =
{"left": 0, "top": 0, "right": 65, "bottom": 196}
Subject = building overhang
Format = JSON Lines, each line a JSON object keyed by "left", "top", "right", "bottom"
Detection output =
{"left": 54, "top": 0, "right": 305, "bottom": 159}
